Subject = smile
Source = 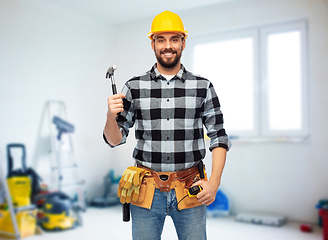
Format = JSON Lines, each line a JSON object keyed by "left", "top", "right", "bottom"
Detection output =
{"left": 162, "top": 52, "right": 176, "bottom": 57}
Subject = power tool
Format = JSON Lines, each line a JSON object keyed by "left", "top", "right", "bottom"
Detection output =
{"left": 35, "top": 192, "right": 83, "bottom": 231}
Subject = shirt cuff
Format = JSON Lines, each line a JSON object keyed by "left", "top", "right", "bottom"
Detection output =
{"left": 209, "top": 136, "right": 232, "bottom": 152}
{"left": 103, "top": 127, "right": 127, "bottom": 148}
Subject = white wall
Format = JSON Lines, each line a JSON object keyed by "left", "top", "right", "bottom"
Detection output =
{"left": 110, "top": 0, "right": 328, "bottom": 223}
{"left": 1, "top": 0, "right": 328, "bottom": 224}
{"left": 0, "top": 0, "right": 116, "bottom": 199}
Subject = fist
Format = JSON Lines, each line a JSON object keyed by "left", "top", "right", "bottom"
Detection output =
{"left": 107, "top": 93, "right": 125, "bottom": 118}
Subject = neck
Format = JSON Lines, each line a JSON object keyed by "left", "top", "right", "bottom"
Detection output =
{"left": 156, "top": 62, "right": 181, "bottom": 75}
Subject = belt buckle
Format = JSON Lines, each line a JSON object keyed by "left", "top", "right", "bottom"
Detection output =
{"left": 159, "top": 175, "right": 169, "bottom": 181}
{"left": 158, "top": 174, "right": 171, "bottom": 192}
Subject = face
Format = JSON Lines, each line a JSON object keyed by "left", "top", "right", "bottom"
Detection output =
{"left": 152, "top": 32, "right": 186, "bottom": 69}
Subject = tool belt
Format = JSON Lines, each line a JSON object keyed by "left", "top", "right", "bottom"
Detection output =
{"left": 131, "top": 165, "right": 207, "bottom": 210}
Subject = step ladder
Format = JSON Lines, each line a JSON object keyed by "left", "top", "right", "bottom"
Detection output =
{"left": 0, "top": 153, "right": 21, "bottom": 239}
{"left": 0, "top": 153, "right": 38, "bottom": 239}
{"left": 46, "top": 100, "right": 85, "bottom": 206}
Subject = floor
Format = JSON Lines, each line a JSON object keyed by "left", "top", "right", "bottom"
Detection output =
{"left": 2, "top": 205, "right": 323, "bottom": 240}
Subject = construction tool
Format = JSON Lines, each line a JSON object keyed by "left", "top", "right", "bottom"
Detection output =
{"left": 176, "top": 185, "right": 203, "bottom": 208}
{"left": 6, "top": 144, "right": 42, "bottom": 207}
{"left": 0, "top": 149, "right": 38, "bottom": 239}
{"left": 53, "top": 116, "right": 75, "bottom": 141}
{"left": 188, "top": 185, "right": 203, "bottom": 197}
{"left": 0, "top": 152, "right": 21, "bottom": 239}
{"left": 106, "top": 64, "right": 118, "bottom": 94}
{"left": 105, "top": 64, "right": 130, "bottom": 222}
{"left": 34, "top": 191, "right": 83, "bottom": 231}
{"left": 176, "top": 162, "right": 205, "bottom": 207}
{"left": 52, "top": 116, "right": 75, "bottom": 185}
{"left": 197, "top": 161, "right": 205, "bottom": 179}
{"left": 46, "top": 100, "right": 85, "bottom": 207}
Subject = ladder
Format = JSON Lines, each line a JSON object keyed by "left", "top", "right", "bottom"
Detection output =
{"left": 0, "top": 151, "right": 38, "bottom": 239}
{"left": 0, "top": 153, "right": 21, "bottom": 239}
{"left": 46, "top": 100, "right": 85, "bottom": 206}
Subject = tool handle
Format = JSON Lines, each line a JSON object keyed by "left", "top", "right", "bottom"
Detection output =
{"left": 7, "top": 143, "right": 27, "bottom": 177}
{"left": 107, "top": 66, "right": 128, "bottom": 221}
{"left": 197, "top": 161, "right": 205, "bottom": 179}
{"left": 112, "top": 84, "right": 117, "bottom": 95}
{"left": 123, "top": 203, "right": 130, "bottom": 222}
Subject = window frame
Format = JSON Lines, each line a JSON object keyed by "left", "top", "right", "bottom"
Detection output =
{"left": 260, "top": 20, "right": 309, "bottom": 138}
{"left": 183, "top": 19, "right": 309, "bottom": 141}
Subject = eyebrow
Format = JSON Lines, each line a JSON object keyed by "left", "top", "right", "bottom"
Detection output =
{"left": 156, "top": 35, "right": 180, "bottom": 40}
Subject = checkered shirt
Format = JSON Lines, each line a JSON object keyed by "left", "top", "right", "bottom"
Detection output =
{"left": 105, "top": 64, "right": 231, "bottom": 172}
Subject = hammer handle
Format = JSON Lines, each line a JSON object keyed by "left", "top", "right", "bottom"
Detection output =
{"left": 123, "top": 203, "right": 130, "bottom": 222}
{"left": 112, "top": 84, "right": 117, "bottom": 95}
{"left": 198, "top": 161, "right": 205, "bottom": 179}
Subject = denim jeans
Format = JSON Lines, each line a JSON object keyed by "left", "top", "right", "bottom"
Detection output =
{"left": 131, "top": 188, "right": 207, "bottom": 240}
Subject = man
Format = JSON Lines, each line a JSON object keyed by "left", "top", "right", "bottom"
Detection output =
{"left": 103, "top": 10, "right": 231, "bottom": 240}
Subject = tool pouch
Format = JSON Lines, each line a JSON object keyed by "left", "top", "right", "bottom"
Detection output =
{"left": 118, "top": 166, "right": 152, "bottom": 204}
{"left": 131, "top": 175, "right": 156, "bottom": 209}
{"left": 131, "top": 165, "right": 207, "bottom": 210}
{"left": 175, "top": 169, "right": 207, "bottom": 210}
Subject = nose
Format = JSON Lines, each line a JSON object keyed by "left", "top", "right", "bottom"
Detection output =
{"left": 164, "top": 40, "right": 172, "bottom": 49}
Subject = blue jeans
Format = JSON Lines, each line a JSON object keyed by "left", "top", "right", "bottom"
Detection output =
{"left": 131, "top": 188, "right": 207, "bottom": 240}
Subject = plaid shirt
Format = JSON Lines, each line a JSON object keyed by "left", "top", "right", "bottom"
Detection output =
{"left": 106, "top": 64, "right": 231, "bottom": 172}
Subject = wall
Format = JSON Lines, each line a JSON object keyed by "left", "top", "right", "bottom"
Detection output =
{"left": 110, "top": 0, "right": 328, "bottom": 223}
{"left": 0, "top": 0, "right": 116, "bottom": 199}
{"left": 1, "top": 0, "right": 327, "bottom": 223}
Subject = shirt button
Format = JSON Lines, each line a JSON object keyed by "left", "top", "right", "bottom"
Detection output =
{"left": 167, "top": 118, "right": 169, "bottom": 121}
{"left": 167, "top": 82, "right": 169, "bottom": 85}
{"left": 167, "top": 99, "right": 169, "bottom": 102}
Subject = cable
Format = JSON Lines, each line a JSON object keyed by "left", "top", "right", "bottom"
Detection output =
{"left": 176, "top": 194, "right": 188, "bottom": 207}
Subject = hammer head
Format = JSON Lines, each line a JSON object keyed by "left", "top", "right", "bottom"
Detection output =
{"left": 106, "top": 65, "right": 117, "bottom": 78}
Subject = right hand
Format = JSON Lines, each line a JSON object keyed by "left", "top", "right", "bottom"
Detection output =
{"left": 107, "top": 93, "right": 125, "bottom": 118}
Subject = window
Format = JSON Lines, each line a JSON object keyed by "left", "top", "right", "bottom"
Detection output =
{"left": 186, "top": 20, "right": 309, "bottom": 140}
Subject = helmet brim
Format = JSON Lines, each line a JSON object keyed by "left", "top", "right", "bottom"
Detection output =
{"left": 148, "top": 31, "right": 188, "bottom": 40}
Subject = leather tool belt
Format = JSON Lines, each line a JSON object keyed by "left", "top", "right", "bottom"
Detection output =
{"left": 131, "top": 165, "right": 207, "bottom": 210}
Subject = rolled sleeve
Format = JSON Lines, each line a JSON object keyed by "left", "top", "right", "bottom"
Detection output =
{"left": 203, "top": 83, "right": 231, "bottom": 152}
{"left": 103, "top": 82, "right": 135, "bottom": 148}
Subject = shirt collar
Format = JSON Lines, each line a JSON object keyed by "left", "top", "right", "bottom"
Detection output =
{"left": 150, "top": 64, "right": 187, "bottom": 82}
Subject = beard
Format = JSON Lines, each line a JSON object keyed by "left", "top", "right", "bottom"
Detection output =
{"left": 155, "top": 47, "right": 183, "bottom": 69}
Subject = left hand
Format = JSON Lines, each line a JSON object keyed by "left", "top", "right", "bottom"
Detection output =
{"left": 191, "top": 180, "right": 219, "bottom": 206}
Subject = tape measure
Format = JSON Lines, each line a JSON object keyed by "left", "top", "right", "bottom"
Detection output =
{"left": 176, "top": 185, "right": 203, "bottom": 208}
{"left": 188, "top": 185, "right": 203, "bottom": 197}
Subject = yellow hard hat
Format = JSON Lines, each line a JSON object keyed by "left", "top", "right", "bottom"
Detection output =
{"left": 148, "top": 11, "right": 188, "bottom": 40}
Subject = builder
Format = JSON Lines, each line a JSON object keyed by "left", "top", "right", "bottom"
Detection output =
{"left": 103, "top": 10, "right": 231, "bottom": 240}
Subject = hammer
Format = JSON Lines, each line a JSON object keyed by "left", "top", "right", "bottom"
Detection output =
{"left": 106, "top": 65, "right": 118, "bottom": 94}
{"left": 105, "top": 65, "right": 130, "bottom": 222}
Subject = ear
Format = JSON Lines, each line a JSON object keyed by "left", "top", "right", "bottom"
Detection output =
{"left": 151, "top": 40, "right": 155, "bottom": 52}
{"left": 182, "top": 38, "right": 186, "bottom": 51}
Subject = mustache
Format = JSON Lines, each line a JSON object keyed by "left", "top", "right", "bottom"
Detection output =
{"left": 160, "top": 48, "right": 177, "bottom": 54}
